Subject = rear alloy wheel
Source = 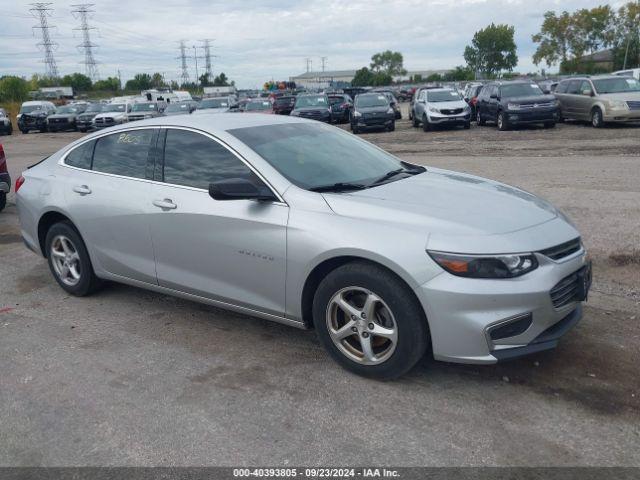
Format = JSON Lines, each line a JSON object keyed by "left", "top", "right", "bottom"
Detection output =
{"left": 591, "top": 107, "right": 604, "bottom": 128}
{"left": 45, "top": 221, "right": 103, "bottom": 296}
{"left": 476, "top": 109, "right": 486, "bottom": 126}
{"left": 497, "top": 111, "right": 509, "bottom": 131}
{"left": 313, "top": 261, "right": 429, "bottom": 379}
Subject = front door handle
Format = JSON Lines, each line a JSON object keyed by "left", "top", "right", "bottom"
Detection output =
{"left": 73, "top": 185, "right": 91, "bottom": 195}
{"left": 152, "top": 199, "right": 177, "bottom": 210}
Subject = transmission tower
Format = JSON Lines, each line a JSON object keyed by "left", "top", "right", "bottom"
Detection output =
{"left": 177, "top": 40, "right": 189, "bottom": 85}
{"left": 71, "top": 4, "right": 99, "bottom": 80}
{"left": 201, "top": 39, "right": 216, "bottom": 79}
{"left": 320, "top": 56, "right": 327, "bottom": 72}
{"left": 29, "top": 3, "right": 59, "bottom": 79}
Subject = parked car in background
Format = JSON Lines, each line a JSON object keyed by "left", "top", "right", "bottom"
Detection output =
{"left": 244, "top": 99, "right": 275, "bottom": 114}
{"left": 328, "top": 94, "right": 353, "bottom": 123}
{"left": 272, "top": 96, "right": 296, "bottom": 115}
{"left": 554, "top": 75, "right": 640, "bottom": 128}
{"left": 538, "top": 80, "right": 559, "bottom": 94}
{"left": 127, "top": 102, "right": 162, "bottom": 122}
{"left": 463, "top": 83, "right": 484, "bottom": 120}
{"left": 342, "top": 87, "right": 368, "bottom": 101}
{"left": 17, "top": 101, "right": 56, "bottom": 134}
{"left": 76, "top": 103, "right": 103, "bottom": 132}
{"left": 413, "top": 88, "right": 471, "bottom": 131}
{"left": 163, "top": 101, "right": 197, "bottom": 116}
{"left": 0, "top": 143, "right": 10, "bottom": 212}
{"left": 92, "top": 103, "right": 131, "bottom": 129}
{"left": 375, "top": 90, "right": 401, "bottom": 119}
{"left": 0, "top": 108, "right": 12, "bottom": 135}
{"left": 195, "top": 96, "right": 236, "bottom": 114}
{"left": 290, "top": 94, "right": 331, "bottom": 123}
{"left": 46, "top": 104, "right": 87, "bottom": 132}
{"left": 476, "top": 81, "right": 558, "bottom": 130}
{"left": 613, "top": 68, "right": 640, "bottom": 81}
{"left": 15, "top": 114, "right": 590, "bottom": 379}
{"left": 350, "top": 92, "right": 395, "bottom": 133}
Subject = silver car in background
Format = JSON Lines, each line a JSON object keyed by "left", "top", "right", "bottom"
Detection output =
{"left": 15, "top": 114, "right": 591, "bottom": 379}
{"left": 412, "top": 88, "right": 472, "bottom": 131}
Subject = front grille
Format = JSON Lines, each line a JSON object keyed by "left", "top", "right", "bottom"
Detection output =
{"left": 550, "top": 271, "right": 581, "bottom": 308}
{"left": 299, "top": 111, "right": 324, "bottom": 119}
{"left": 50, "top": 118, "right": 68, "bottom": 123}
{"left": 539, "top": 238, "right": 581, "bottom": 261}
{"left": 95, "top": 117, "right": 114, "bottom": 125}
{"left": 519, "top": 101, "right": 555, "bottom": 109}
{"left": 627, "top": 101, "right": 640, "bottom": 110}
{"left": 440, "top": 108, "right": 463, "bottom": 115}
{"left": 128, "top": 115, "right": 145, "bottom": 121}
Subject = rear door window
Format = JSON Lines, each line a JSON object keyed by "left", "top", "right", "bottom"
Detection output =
{"left": 92, "top": 129, "right": 156, "bottom": 179}
{"left": 65, "top": 140, "right": 95, "bottom": 170}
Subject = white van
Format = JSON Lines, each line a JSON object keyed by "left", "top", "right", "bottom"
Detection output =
{"left": 613, "top": 68, "right": 640, "bottom": 81}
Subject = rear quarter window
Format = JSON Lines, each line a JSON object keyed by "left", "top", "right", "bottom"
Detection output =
{"left": 64, "top": 140, "right": 95, "bottom": 170}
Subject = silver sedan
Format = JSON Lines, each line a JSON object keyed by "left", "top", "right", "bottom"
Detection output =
{"left": 15, "top": 114, "right": 591, "bottom": 379}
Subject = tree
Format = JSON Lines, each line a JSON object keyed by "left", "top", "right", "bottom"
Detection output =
{"left": 370, "top": 50, "right": 407, "bottom": 77}
{"left": 464, "top": 23, "right": 518, "bottom": 77}
{"left": 443, "top": 65, "right": 475, "bottom": 81}
{"left": 612, "top": 1, "right": 640, "bottom": 69}
{"left": 125, "top": 73, "right": 152, "bottom": 91}
{"left": 371, "top": 72, "right": 392, "bottom": 86}
{"left": 532, "top": 11, "right": 574, "bottom": 67}
{"left": 199, "top": 73, "right": 212, "bottom": 87}
{"left": 425, "top": 73, "right": 443, "bottom": 82}
{"left": 0, "top": 76, "right": 29, "bottom": 102}
{"left": 93, "top": 77, "right": 120, "bottom": 92}
{"left": 351, "top": 67, "right": 375, "bottom": 87}
{"left": 60, "top": 73, "right": 92, "bottom": 92}
{"left": 150, "top": 72, "right": 165, "bottom": 89}
{"left": 213, "top": 72, "right": 229, "bottom": 86}
{"left": 571, "top": 6, "right": 615, "bottom": 56}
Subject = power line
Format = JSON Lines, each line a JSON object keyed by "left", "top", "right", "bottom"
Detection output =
{"left": 71, "top": 3, "right": 99, "bottom": 80}
{"left": 177, "top": 40, "right": 189, "bottom": 85}
{"left": 29, "top": 2, "right": 59, "bottom": 78}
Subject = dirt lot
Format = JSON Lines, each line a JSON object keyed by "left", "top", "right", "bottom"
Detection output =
{"left": 0, "top": 115, "right": 639, "bottom": 467}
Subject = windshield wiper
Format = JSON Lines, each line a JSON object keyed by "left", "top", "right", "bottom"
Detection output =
{"left": 370, "top": 168, "right": 411, "bottom": 185}
{"left": 309, "top": 182, "right": 368, "bottom": 193}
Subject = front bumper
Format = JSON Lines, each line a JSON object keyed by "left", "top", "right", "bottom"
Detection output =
{"left": 18, "top": 116, "right": 47, "bottom": 131}
{"left": 506, "top": 108, "right": 558, "bottom": 124}
{"left": 603, "top": 107, "right": 640, "bottom": 122}
{"left": 352, "top": 114, "right": 395, "bottom": 129}
{"left": 76, "top": 119, "right": 94, "bottom": 130}
{"left": 0, "top": 172, "right": 11, "bottom": 193}
{"left": 427, "top": 113, "right": 470, "bottom": 125}
{"left": 0, "top": 121, "right": 11, "bottom": 133}
{"left": 415, "top": 248, "right": 589, "bottom": 364}
{"left": 47, "top": 121, "right": 74, "bottom": 131}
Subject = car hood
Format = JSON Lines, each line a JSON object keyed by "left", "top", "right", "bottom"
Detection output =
{"left": 598, "top": 91, "right": 640, "bottom": 101}
{"left": 78, "top": 112, "right": 99, "bottom": 119}
{"left": 193, "top": 108, "right": 230, "bottom": 114}
{"left": 322, "top": 168, "right": 577, "bottom": 253}
{"left": 48, "top": 114, "right": 77, "bottom": 119}
{"left": 94, "top": 112, "right": 127, "bottom": 119}
{"left": 430, "top": 100, "right": 467, "bottom": 109}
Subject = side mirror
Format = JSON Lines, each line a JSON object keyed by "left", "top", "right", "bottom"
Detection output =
{"left": 489, "top": 93, "right": 498, "bottom": 99}
{"left": 582, "top": 89, "right": 593, "bottom": 96}
{"left": 209, "top": 178, "right": 277, "bottom": 202}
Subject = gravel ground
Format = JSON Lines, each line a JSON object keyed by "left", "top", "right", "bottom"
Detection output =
{"left": 0, "top": 114, "right": 639, "bottom": 467}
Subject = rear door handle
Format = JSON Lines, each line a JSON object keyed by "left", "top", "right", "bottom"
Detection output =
{"left": 73, "top": 185, "right": 91, "bottom": 195}
{"left": 152, "top": 199, "right": 177, "bottom": 210}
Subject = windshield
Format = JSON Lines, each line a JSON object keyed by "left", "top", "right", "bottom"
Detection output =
{"left": 593, "top": 77, "right": 640, "bottom": 94}
{"left": 228, "top": 123, "right": 409, "bottom": 190}
{"left": 103, "top": 104, "right": 126, "bottom": 112}
{"left": 295, "top": 95, "right": 328, "bottom": 108}
{"left": 427, "top": 90, "right": 462, "bottom": 102}
{"left": 165, "top": 102, "right": 190, "bottom": 112}
{"left": 500, "top": 84, "right": 544, "bottom": 98}
{"left": 355, "top": 95, "right": 388, "bottom": 108}
{"left": 20, "top": 104, "right": 46, "bottom": 114}
{"left": 131, "top": 103, "right": 157, "bottom": 112}
{"left": 246, "top": 101, "right": 272, "bottom": 111}
{"left": 84, "top": 104, "right": 102, "bottom": 113}
{"left": 55, "top": 106, "right": 79, "bottom": 114}
{"left": 199, "top": 98, "right": 229, "bottom": 109}
{"left": 275, "top": 97, "right": 294, "bottom": 105}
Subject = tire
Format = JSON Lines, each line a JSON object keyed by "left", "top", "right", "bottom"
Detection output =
{"left": 464, "top": 121, "right": 471, "bottom": 130}
{"left": 351, "top": 125, "right": 359, "bottom": 134}
{"left": 422, "top": 115, "right": 430, "bottom": 132}
{"left": 0, "top": 192, "right": 6, "bottom": 212}
{"left": 412, "top": 114, "right": 420, "bottom": 128}
{"left": 476, "top": 109, "right": 486, "bottom": 126}
{"left": 387, "top": 122, "right": 395, "bottom": 132}
{"left": 557, "top": 110, "right": 565, "bottom": 123}
{"left": 45, "top": 221, "right": 103, "bottom": 296}
{"left": 544, "top": 121, "right": 556, "bottom": 129}
{"left": 20, "top": 128, "right": 28, "bottom": 134}
{"left": 591, "top": 107, "right": 604, "bottom": 128}
{"left": 79, "top": 128, "right": 87, "bottom": 133}
{"left": 408, "top": 109, "right": 413, "bottom": 121}
{"left": 497, "top": 111, "right": 509, "bottom": 131}
{"left": 312, "top": 261, "right": 429, "bottom": 380}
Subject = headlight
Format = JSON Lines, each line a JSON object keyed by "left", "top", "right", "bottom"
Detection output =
{"left": 428, "top": 106, "right": 440, "bottom": 113}
{"left": 428, "top": 251, "right": 538, "bottom": 278}
{"left": 387, "top": 108, "right": 394, "bottom": 114}
{"left": 507, "top": 103, "right": 521, "bottom": 110}
{"left": 608, "top": 100, "right": 628, "bottom": 110}
{"left": 353, "top": 110, "right": 362, "bottom": 118}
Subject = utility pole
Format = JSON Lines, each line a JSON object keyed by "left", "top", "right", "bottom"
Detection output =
{"left": 201, "top": 39, "right": 216, "bottom": 80}
{"left": 71, "top": 3, "right": 99, "bottom": 81}
{"left": 305, "top": 58, "right": 312, "bottom": 72}
{"left": 177, "top": 40, "right": 189, "bottom": 85}
{"left": 117, "top": 69, "right": 122, "bottom": 91}
{"left": 29, "top": 3, "right": 59, "bottom": 79}
{"left": 320, "top": 56, "right": 327, "bottom": 72}
{"left": 192, "top": 45, "right": 199, "bottom": 86}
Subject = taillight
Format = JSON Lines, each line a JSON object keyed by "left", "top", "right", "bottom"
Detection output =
{"left": 15, "top": 175, "right": 25, "bottom": 193}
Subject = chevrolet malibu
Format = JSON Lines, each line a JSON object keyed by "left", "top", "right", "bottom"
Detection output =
{"left": 15, "top": 115, "right": 591, "bottom": 379}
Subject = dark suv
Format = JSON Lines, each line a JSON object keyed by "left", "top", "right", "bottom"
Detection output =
{"left": 290, "top": 94, "right": 331, "bottom": 123}
{"left": 476, "top": 81, "right": 558, "bottom": 130}
{"left": 272, "top": 95, "right": 296, "bottom": 115}
{"left": 328, "top": 94, "right": 353, "bottom": 123}
{"left": 350, "top": 93, "right": 395, "bottom": 133}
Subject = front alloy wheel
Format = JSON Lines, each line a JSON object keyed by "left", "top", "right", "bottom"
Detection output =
{"left": 50, "top": 235, "right": 82, "bottom": 286}
{"left": 326, "top": 287, "right": 398, "bottom": 365}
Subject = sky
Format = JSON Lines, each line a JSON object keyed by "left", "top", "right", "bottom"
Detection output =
{"left": 0, "top": 0, "right": 627, "bottom": 89}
